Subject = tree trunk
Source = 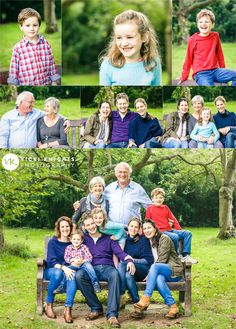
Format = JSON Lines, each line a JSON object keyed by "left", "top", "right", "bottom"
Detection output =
{"left": 165, "top": 0, "right": 172, "bottom": 84}
{"left": 0, "top": 219, "right": 4, "bottom": 250}
{"left": 43, "top": 0, "right": 58, "bottom": 33}
{"left": 217, "top": 150, "right": 236, "bottom": 239}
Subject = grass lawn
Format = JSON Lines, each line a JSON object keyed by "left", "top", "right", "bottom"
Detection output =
{"left": 62, "top": 72, "right": 168, "bottom": 86}
{"left": 163, "top": 101, "right": 236, "bottom": 116}
{"left": 0, "top": 20, "right": 62, "bottom": 71}
{"left": 172, "top": 43, "right": 236, "bottom": 81}
{"left": 0, "top": 227, "right": 236, "bottom": 328}
{"left": 80, "top": 107, "right": 163, "bottom": 120}
{"left": 0, "top": 98, "right": 81, "bottom": 119}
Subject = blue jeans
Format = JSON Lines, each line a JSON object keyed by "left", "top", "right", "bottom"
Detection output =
{"left": 83, "top": 141, "right": 106, "bottom": 149}
{"left": 64, "top": 263, "right": 100, "bottom": 307}
{"left": 144, "top": 137, "right": 162, "bottom": 148}
{"left": 76, "top": 265, "right": 120, "bottom": 319}
{"left": 163, "top": 138, "right": 189, "bottom": 148}
{"left": 225, "top": 127, "right": 236, "bottom": 148}
{"left": 164, "top": 230, "right": 192, "bottom": 255}
{"left": 107, "top": 141, "right": 128, "bottom": 148}
{"left": 44, "top": 267, "right": 65, "bottom": 303}
{"left": 189, "top": 139, "right": 223, "bottom": 148}
{"left": 118, "top": 262, "right": 150, "bottom": 303}
{"left": 197, "top": 142, "right": 213, "bottom": 148}
{"left": 195, "top": 68, "right": 236, "bottom": 86}
{"left": 144, "top": 263, "right": 182, "bottom": 306}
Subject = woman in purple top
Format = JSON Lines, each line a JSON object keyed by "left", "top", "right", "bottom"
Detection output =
{"left": 44, "top": 216, "right": 73, "bottom": 319}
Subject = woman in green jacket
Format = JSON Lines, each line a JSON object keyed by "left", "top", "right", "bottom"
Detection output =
{"left": 133, "top": 219, "right": 183, "bottom": 318}
{"left": 80, "top": 101, "right": 112, "bottom": 148}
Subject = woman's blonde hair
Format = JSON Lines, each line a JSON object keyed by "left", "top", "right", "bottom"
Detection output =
{"left": 100, "top": 10, "right": 160, "bottom": 72}
{"left": 134, "top": 98, "right": 147, "bottom": 108}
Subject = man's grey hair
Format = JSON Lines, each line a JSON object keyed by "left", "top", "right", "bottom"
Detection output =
{"left": 114, "top": 162, "right": 132, "bottom": 175}
{"left": 16, "top": 91, "right": 35, "bottom": 107}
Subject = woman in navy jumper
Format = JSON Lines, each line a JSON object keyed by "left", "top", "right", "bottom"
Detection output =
{"left": 44, "top": 216, "right": 73, "bottom": 319}
{"left": 213, "top": 96, "right": 236, "bottom": 148}
{"left": 118, "top": 218, "right": 154, "bottom": 305}
{"left": 128, "top": 98, "right": 162, "bottom": 148}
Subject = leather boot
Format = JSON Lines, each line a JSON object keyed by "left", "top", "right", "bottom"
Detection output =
{"left": 45, "top": 303, "right": 56, "bottom": 318}
{"left": 134, "top": 295, "right": 150, "bottom": 311}
{"left": 64, "top": 306, "right": 73, "bottom": 323}
{"left": 165, "top": 304, "right": 179, "bottom": 318}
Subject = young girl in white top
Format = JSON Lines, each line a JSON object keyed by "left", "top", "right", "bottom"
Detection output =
{"left": 190, "top": 108, "right": 220, "bottom": 148}
{"left": 99, "top": 9, "right": 162, "bottom": 86}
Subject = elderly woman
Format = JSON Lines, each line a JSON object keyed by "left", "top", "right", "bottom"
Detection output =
{"left": 128, "top": 98, "right": 162, "bottom": 148}
{"left": 161, "top": 97, "right": 190, "bottom": 148}
{"left": 72, "top": 176, "right": 109, "bottom": 231}
{"left": 37, "top": 97, "right": 68, "bottom": 148}
{"left": 213, "top": 96, "right": 236, "bottom": 148}
{"left": 44, "top": 216, "right": 74, "bottom": 319}
{"left": 118, "top": 218, "right": 153, "bottom": 308}
{"left": 133, "top": 219, "right": 183, "bottom": 319}
{"left": 80, "top": 101, "right": 112, "bottom": 148}
{"left": 188, "top": 95, "right": 204, "bottom": 148}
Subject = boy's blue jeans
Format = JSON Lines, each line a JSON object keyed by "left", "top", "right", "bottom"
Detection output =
{"left": 144, "top": 263, "right": 182, "bottom": 306}
{"left": 64, "top": 262, "right": 99, "bottom": 307}
{"left": 195, "top": 68, "right": 236, "bottom": 86}
{"left": 107, "top": 141, "right": 128, "bottom": 148}
{"left": 163, "top": 229, "right": 192, "bottom": 255}
{"left": 118, "top": 261, "right": 150, "bottom": 303}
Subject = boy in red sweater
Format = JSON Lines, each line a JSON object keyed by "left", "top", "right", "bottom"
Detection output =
{"left": 145, "top": 188, "right": 197, "bottom": 264}
{"left": 178, "top": 9, "right": 236, "bottom": 86}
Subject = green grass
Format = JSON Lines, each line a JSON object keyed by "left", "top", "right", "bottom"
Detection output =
{"left": 172, "top": 43, "right": 236, "bottom": 81}
{"left": 80, "top": 107, "right": 163, "bottom": 120}
{"left": 0, "top": 20, "right": 62, "bottom": 71}
{"left": 0, "top": 98, "right": 81, "bottom": 119}
{"left": 163, "top": 101, "right": 236, "bottom": 116}
{"left": 0, "top": 227, "right": 236, "bottom": 328}
{"left": 62, "top": 72, "right": 168, "bottom": 86}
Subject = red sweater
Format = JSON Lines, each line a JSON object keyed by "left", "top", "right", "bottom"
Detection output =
{"left": 145, "top": 204, "right": 182, "bottom": 232}
{"left": 180, "top": 32, "right": 225, "bottom": 81}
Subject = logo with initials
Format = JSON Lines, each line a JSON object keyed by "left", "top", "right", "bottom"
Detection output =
{"left": 2, "top": 153, "right": 19, "bottom": 171}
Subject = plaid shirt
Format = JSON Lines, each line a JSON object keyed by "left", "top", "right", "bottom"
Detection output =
{"left": 64, "top": 244, "right": 93, "bottom": 264}
{"left": 7, "top": 35, "right": 60, "bottom": 86}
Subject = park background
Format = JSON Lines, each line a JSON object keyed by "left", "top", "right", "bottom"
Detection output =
{"left": 0, "top": 148, "right": 236, "bottom": 328}
{"left": 172, "top": 0, "right": 236, "bottom": 82}
{"left": 0, "top": 0, "right": 62, "bottom": 83}
{"left": 62, "top": 0, "right": 172, "bottom": 85}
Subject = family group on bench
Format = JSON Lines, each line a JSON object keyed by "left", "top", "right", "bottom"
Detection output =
{"left": 42, "top": 162, "right": 197, "bottom": 327}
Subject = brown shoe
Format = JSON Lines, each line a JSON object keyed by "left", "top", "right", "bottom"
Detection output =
{"left": 85, "top": 310, "right": 103, "bottom": 321}
{"left": 165, "top": 304, "right": 179, "bottom": 319}
{"left": 45, "top": 303, "right": 56, "bottom": 319}
{"left": 64, "top": 306, "right": 73, "bottom": 323}
{"left": 134, "top": 295, "right": 150, "bottom": 312}
{"left": 107, "top": 316, "right": 120, "bottom": 328}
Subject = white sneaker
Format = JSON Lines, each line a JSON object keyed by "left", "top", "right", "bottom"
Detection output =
{"left": 181, "top": 255, "right": 198, "bottom": 264}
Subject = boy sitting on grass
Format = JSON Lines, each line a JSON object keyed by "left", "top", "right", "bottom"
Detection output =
{"left": 7, "top": 8, "right": 60, "bottom": 86}
{"left": 145, "top": 187, "right": 198, "bottom": 264}
{"left": 178, "top": 9, "right": 236, "bottom": 86}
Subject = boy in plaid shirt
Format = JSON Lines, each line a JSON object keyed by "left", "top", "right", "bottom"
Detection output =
{"left": 7, "top": 8, "right": 60, "bottom": 86}
{"left": 55, "top": 229, "right": 101, "bottom": 296}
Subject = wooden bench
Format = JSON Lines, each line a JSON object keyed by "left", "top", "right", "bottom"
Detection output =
{"left": 37, "top": 236, "right": 192, "bottom": 317}
{"left": 172, "top": 78, "right": 228, "bottom": 86}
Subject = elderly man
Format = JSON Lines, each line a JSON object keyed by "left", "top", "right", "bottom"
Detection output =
{"left": 0, "top": 91, "right": 68, "bottom": 148}
{"left": 105, "top": 162, "right": 152, "bottom": 225}
{"left": 76, "top": 213, "right": 135, "bottom": 328}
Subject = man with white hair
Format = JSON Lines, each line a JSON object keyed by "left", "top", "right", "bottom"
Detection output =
{"left": 0, "top": 91, "right": 68, "bottom": 148}
{"left": 105, "top": 162, "right": 151, "bottom": 225}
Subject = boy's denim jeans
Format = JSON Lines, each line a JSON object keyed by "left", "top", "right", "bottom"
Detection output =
{"left": 163, "top": 229, "right": 192, "bottom": 255}
{"left": 144, "top": 263, "right": 182, "bottom": 306}
{"left": 195, "top": 68, "right": 236, "bottom": 86}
